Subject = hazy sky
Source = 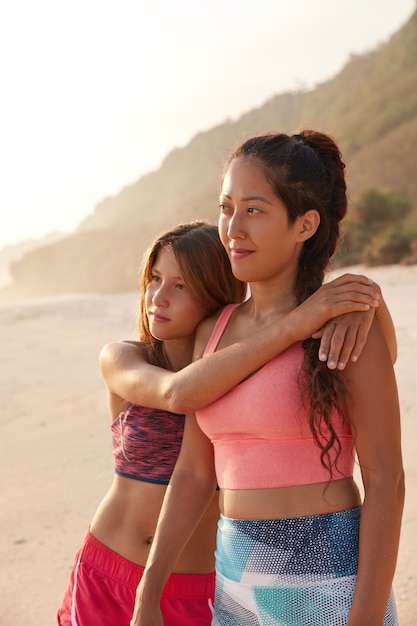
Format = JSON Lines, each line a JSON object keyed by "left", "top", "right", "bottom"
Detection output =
{"left": 0, "top": 0, "right": 415, "bottom": 249}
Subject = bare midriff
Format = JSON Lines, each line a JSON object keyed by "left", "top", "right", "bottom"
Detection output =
{"left": 90, "top": 475, "right": 218, "bottom": 573}
{"left": 219, "top": 477, "right": 361, "bottom": 520}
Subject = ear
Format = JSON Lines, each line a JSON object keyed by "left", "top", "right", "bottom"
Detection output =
{"left": 295, "top": 209, "right": 320, "bottom": 242}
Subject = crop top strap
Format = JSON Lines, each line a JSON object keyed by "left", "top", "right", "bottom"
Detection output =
{"left": 204, "top": 303, "right": 240, "bottom": 356}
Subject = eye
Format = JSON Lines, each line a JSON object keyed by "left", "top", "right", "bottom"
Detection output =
{"left": 150, "top": 274, "right": 161, "bottom": 283}
{"left": 247, "top": 206, "right": 261, "bottom": 214}
{"left": 219, "top": 203, "right": 232, "bottom": 214}
{"left": 175, "top": 282, "right": 186, "bottom": 290}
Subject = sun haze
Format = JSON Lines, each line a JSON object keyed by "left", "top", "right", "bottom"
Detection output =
{"left": 0, "top": 0, "right": 414, "bottom": 248}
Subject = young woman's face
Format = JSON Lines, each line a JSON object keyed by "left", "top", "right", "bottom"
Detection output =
{"left": 145, "top": 247, "right": 205, "bottom": 342}
{"left": 218, "top": 156, "right": 305, "bottom": 285}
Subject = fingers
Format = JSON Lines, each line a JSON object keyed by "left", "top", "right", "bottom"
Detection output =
{"left": 328, "top": 325, "right": 358, "bottom": 370}
{"left": 312, "top": 279, "right": 380, "bottom": 322}
{"left": 349, "top": 317, "right": 373, "bottom": 364}
{"left": 317, "top": 309, "right": 376, "bottom": 370}
{"left": 318, "top": 321, "right": 350, "bottom": 370}
{"left": 324, "top": 274, "right": 381, "bottom": 306}
{"left": 318, "top": 323, "right": 336, "bottom": 363}
{"left": 328, "top": 273, "right": 375, "bottom": 288}
{"left": 293, "top": 274, "right": 381, "bottom": 346}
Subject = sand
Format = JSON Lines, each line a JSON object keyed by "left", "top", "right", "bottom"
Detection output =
{"left": 0, "top": 264, "right": 416, "bottom": 625}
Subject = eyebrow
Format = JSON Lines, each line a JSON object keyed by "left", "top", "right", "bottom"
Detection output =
{"left": 152, "top": 268, "right": 184, "bottom": 281}
{"left": 220, "top": 193, "right": 273, "bottom": 205}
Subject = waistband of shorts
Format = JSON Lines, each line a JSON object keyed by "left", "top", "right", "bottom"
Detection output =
{"left": 81, "top": 530, "right": 215, "bottom": 597}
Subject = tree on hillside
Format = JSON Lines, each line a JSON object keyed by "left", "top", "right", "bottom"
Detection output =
{"left": 336, "top": 188, "right": 417, "bottom": 267}
{"left": 355, "top": 189, "right": 411, "bottom": 228}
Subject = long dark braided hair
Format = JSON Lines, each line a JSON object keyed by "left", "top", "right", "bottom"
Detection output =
{"left": 224, "top": 130, "right": 349, "bottom": 477}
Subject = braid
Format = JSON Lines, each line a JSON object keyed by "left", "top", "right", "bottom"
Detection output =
{"left": 294, "top": 131, "right": 349, "bottom": 477}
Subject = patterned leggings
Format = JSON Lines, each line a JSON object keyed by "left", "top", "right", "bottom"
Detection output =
{"left": 213, "top": 507, "right": 398, "bottom": 626}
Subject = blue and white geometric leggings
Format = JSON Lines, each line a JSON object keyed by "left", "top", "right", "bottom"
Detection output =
{"left": 213, "top": 507, "right": 398, "bottom": 625}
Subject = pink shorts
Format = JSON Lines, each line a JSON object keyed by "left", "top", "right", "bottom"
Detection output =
{"left": 57, "top": 530, "right": 215, "bottom": 626}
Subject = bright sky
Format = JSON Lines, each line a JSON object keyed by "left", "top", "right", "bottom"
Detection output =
{"left": 0, "top": 0, "right": 415, "bottom": 249}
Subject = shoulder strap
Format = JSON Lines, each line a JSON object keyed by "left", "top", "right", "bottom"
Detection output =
{"left": 203, "top": 303, "right": 240, "bottom": 356}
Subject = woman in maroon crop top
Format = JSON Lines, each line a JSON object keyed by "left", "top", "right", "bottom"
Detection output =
{"left": 132, "top": 133, "right": 404, "bottom": 626}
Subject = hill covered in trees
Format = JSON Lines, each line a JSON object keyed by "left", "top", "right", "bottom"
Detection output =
{"left": 4, "top": 8, "right": 417, "bottom": 298}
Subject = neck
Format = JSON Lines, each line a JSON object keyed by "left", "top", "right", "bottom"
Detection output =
{"left": 163, "top": 337, "right": 195, "bottom": 371}
{"left": 246, "top": 275, "right": 298, "bottom": 321}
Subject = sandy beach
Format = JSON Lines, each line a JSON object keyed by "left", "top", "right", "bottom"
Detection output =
{"left": 0, "top": 264, "right": 416, "bottom": 625}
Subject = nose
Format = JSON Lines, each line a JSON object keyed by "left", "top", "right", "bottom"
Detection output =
{"left": 226, "top": 210, "right": 245, "bottom": 240}
{"left": 152, "top": 283, "right": 169, "bottom": 307}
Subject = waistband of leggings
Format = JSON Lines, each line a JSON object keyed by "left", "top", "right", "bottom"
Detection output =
{"left": 81, "top": 530, "right": 215, "bottom": 597}
{"left": 219, "top": 505, "right": 361, "bottom": 527}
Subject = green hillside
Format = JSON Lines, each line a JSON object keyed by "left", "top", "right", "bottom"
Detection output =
{"left": 5, "top": 9, "right": 417, "bottom": 297}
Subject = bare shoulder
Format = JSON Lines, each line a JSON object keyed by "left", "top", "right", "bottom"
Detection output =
{"left": 100, "top": 339, "right": 145, "bottom": 357}
{"left": 343, "top": 318, "right": 391, "bottom": 380}
{"left": 99, "top": 340, "right": 147, "bottom": 372}
{"left": 341, "top": 318, "right": 397, "bottom": 426}
{"left": 193, "top": 310, "right": 224, "bottom": 360}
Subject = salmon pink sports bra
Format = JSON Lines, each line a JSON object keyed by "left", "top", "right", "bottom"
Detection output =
{"left": 196, "top": 304, "right": 355, "bottom": 490}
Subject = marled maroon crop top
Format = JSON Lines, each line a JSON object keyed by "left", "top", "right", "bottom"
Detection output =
{"left": 112, "top": 403, "right": 185, "bottom": 485}
{"left": 196, "top": 304, "right": 355, "bottom": 490}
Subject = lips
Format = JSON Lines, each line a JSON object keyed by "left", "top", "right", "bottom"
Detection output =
{"left": 229, "top": 247, "right": 253, "bottom": 259}
{"left": 150, "top": 311, "right": 170, "bottom": 323}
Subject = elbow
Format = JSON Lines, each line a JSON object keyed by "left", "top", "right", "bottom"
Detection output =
{"left": 397, "top": 467, "right": 406, "bottom": 509}
{"left": 172, "top": 397, "right": 208, "bottom": 414}
{"left": 391, "top": 462, "right": 406, "bottom": 506}
{"left": 162, "top": 378, "right": 209, "bottom": 414}
{"left": 380, "top": 467, "right": 405, "bottom": 511}
{"left": 363, "top": 464, "right": 405, "bottom": 512}
{"left": 390, "top": 468, "right": 405, "bottom": 513}
{"left": 162, "top": 387, "right": 195, "bottom": 415}
{"left": 390, "top": 468, "right": 406, "bottom": 523}
{"left": 162, "top": 380, "right": 206, "bottom": 414}
{"left": 390, "top": 341, "right": 398, "bottom": 365}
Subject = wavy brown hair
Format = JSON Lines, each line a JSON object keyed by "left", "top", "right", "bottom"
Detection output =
{"left": 224, "top": 130, "right": 349, "bottom": 476}
{"left": 138, "top": 221, "right": 247, "bottom": 370}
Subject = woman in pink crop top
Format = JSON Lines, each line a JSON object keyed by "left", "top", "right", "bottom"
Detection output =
{"left": 133, "top": 132, "right": 404, "bottom": 626}
{"left": 57, "top": 220, "right": 384, "bottom": 626}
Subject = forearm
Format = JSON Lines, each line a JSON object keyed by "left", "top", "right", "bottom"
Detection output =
{"left": 170, "top": 278, "right": 380, "bottom": 412}
{"left": 133, "top": 470, "right": 216, "bottom": 611}
{"left": 107, "top": 274, "right": 380, "bottom": 413}
{"left": 130, "top": 414, "right": 216, "bottom": 626}
{"left": 167, "top": 313, "right": 299, "bottom": 412}
{"left": 348, "top": 479, "right": 405, "bottom": 625}
{"left": 102, "top": 315, "right": 299, "bottom": 414}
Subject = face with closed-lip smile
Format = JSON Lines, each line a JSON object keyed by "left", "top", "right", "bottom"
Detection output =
{"left": 218, "top": 156, "right": 311, "bottom": 286}
{"left": 145, "top": 246, "right": 205, "bottom": 343}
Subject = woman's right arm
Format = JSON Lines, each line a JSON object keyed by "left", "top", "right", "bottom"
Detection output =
{"left": 342, "top": 320, "right": 404, "bottom": 624}
{"left": 130, "top": 414, "right": 217, "bottom": 626}
{"left": 101, "top": 273, "right": 381, "bottom": 414}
